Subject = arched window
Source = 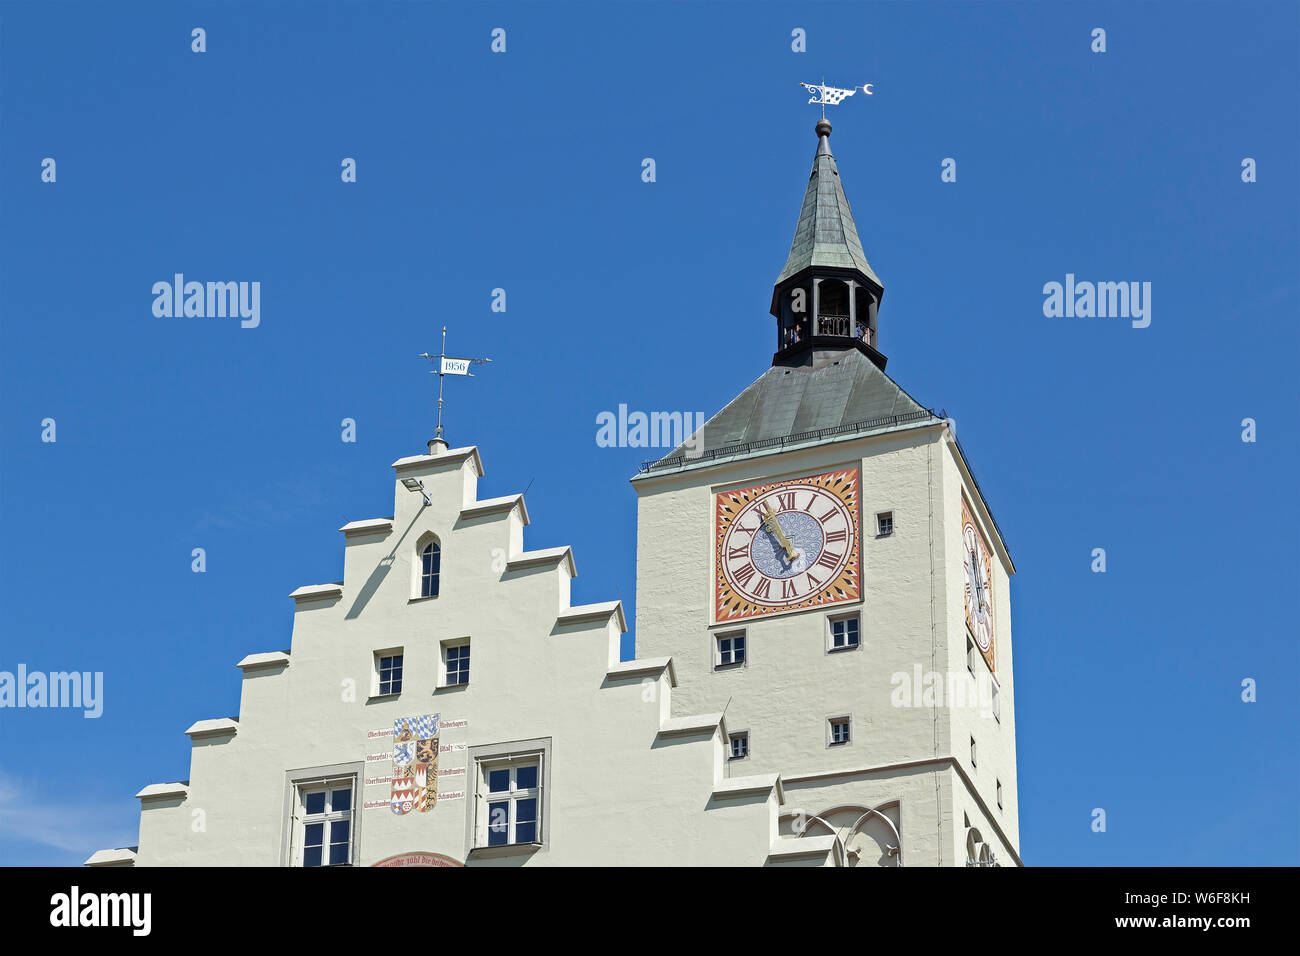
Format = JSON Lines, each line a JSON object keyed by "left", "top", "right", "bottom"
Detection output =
{"left": 420, "top": 541, "right": 441, "bottom": 598}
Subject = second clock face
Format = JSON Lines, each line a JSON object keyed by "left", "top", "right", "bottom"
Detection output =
{"left": 962, "top": 498, "right": 996, "bottom": 670}
{"left": 714, "top": 468, "right": 860, "bottom": 623}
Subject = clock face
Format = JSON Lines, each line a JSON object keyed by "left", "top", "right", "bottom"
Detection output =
{"left": 961, "top": 499, "right": 995, "bottom": 670}
{"left": 714, "top": 468, "right": 860, "bottom": 624}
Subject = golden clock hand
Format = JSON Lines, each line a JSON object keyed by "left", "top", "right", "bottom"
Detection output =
{"left": 761, "top": 502, "right": 798, "bottom": 561}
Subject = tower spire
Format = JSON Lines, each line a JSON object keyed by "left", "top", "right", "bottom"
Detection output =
{"left": 769, "top": 112, "right": 887, "bottom": 369}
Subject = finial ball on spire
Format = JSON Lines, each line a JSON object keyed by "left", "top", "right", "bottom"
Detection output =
{"left": 815, "top": 117, "right": 832, "bottom": 138}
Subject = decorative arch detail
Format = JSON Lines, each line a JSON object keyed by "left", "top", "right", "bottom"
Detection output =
{"left": 785, "top": 801, "right": 902, "bottom": 867}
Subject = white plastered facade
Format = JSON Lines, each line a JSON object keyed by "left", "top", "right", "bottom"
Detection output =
{"left": 93, "top": 419, "right": 1020, "bottom": 867}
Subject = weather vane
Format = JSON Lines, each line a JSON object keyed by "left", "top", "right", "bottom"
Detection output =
{"left": 419, "top": 327, "right": 492, "bottom": 444}
{"left": 800, "top": 77, "right": 874, "bottom": 119}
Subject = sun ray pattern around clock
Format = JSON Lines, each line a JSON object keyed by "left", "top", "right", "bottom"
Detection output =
{"left": 714, "top": 468, "right": 861, "bottom": 624}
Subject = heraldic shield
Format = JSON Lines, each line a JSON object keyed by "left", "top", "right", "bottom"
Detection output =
{"left": 392, "top": 714, "right": 439, "bottom": 815}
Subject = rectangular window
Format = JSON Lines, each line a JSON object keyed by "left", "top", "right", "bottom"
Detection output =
{"left": 829, "top": 614, "right": 860, "bottom": 651}
{"left": 729, "top": 732, "right": 749, "bottom": 760}
{"left": 376, "top": 652, "right": 403, "bottom": 696}
{"left": 997, "top": 780, "right": 1003, "bottom": 810}
{"left": 876, "top": 511, "right": 893, "bottom": 536}
{"left": 970, "top": 736, "right": 977, "bottom": 768}
{"left": 482, "top": 760, "right": 541, "bottom": 847}
{"left": 829, "top": 717, "right": 851, "bottom": 746}
{"left": 297, "top": 780, "right": 354, "bottom": 867}
{"left": 992, "top": 680, "right": 1001, "bottom": 723}
{"left": 967, "top": 637, "right": 976, "bottom": 676}
{"left": 443, "top": 642, "right": 470, "bottom": 687}
{"left": 716, "top": 631, "right": 746, "bottom": 668}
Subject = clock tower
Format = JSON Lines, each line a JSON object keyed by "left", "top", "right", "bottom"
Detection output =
{"left": 632, "top": 118, "right": 1022, "bottom": 867}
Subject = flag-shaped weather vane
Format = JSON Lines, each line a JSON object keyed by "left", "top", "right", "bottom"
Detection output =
{"left": 420, "top": 327, "right": 492, "bottom": 445}
{"left": 800, "top": 77, "right": 874, "bottom": 119}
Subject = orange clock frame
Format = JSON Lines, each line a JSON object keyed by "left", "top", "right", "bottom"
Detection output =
{"left": 713, "top": 467, "right": 861, "bottom": 624}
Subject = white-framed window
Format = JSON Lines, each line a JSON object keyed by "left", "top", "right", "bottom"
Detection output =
{"left": 991, "top": 679, "right": 1001, "bottom": 723}
{"left": 442, "top": 640, "right": 470, "bottom": 687}
{"left": 715, "top": 631, "right": 746, "bottom": 668}
{"left": 876, "top": 511, "right": 894, "bottom": 536}
{"left": 481, "top": 760, "right": 541, "bottom": 847}
{"left": 420, "top": 539, "right": 441, "bottom": 598}
{"left": 996, "top": 779, "right": 1003, "bottom": 811}
{"left": 970, "top": 735, "right": 978, "bottom": 768}
{"left": 295, "top": 779, "right": 354, "bottom": 867}
{"left": 829, "top": 716, "right": 851, "bottom": 746}
{"left": 729, "top": 731, "right": 749, "bottom": 760}
{"left": 829, "top": 613, "right": 861, "bottom": 651}
{"left": 375, "top": 650, "right": 403, "bottom": 696}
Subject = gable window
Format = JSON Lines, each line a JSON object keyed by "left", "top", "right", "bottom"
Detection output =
{"left": 296, "top": 780, "right": 354, "bottom": 867}
{"left": 876, "top": 511, "right": 894, "bottom": 536}
{"left": 829, "top": 716, "right": 851, "bottom": 746}
{"left": 729, "top": 732, "right": 749, "bottom": 760}
{"left": 482, "top": 760, "right": 541, "bottom": 847}
{"left": 420, "top": 541, "right": 441, "bottom": 598}
{"left": 829, "top": 614, "right": 860, "bottom": 651}
{"left": 376, "top": 652, "right": 403, "bottom": 696}
{"left": 442, "top": 641, "right": 470, "bottom": 687}
{"left": 716, "top": 631, "right": 746, "bottom": 669}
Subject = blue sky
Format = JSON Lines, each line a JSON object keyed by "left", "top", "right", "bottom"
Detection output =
{"left": 1, "top": 1, "right": 1296, "bottom": 866}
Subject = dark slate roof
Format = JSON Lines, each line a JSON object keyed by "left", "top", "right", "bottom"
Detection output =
{"left": 651, "top": 348, "right": 934, "bottom": 467}
{"left": 776, "top": 128, "right": 882, "bottom": 288}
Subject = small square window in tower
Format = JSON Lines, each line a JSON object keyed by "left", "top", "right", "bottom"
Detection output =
{"left": 876, "top": 511, "right": 893, "bottom": 536}
{"left": 729, "top": 732, "right": 749, "bottom": 760}
{"left": 829, "top": 614, "right": 860, "bottom": 651}
{"left": 715, "top": 632, "right": 746, "bottom": 668}
{"left": 829, "top": 717, "right": 851, "bottom": 746}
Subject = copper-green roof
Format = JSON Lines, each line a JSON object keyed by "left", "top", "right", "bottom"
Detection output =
{"left": 638, "top": 348, "right": 936, "bottom": 473}
{"left": 776, "top": 124, "right": 881, "bottom": 288}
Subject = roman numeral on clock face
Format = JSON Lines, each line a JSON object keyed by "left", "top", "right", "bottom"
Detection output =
{"left": 727, "top": 545, "right": 749, "bottom": 561}
{"left": 825, "top": 528, "right": 847, "bottom": 543}
{"left": 815, "top": 549, "right": 842, "bottom": 571}
{"left": 731, "top": 563, "right": 758, "bottom": 588}
{"left": 775, "top": 492, "right": 797, "bottom": 511}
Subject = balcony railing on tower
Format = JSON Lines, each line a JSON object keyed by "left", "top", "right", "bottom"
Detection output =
{"left": 780, "top": 315, "right": 874, "bottom": 350}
